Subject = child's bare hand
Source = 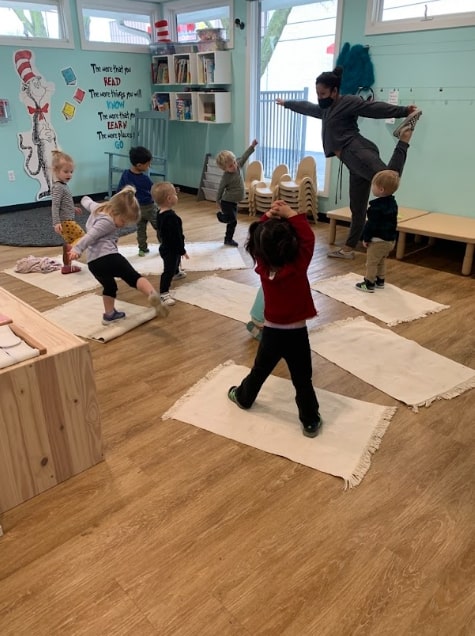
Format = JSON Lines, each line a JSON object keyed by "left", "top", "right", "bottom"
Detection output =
{"left": 251, "top": 139, "right": 258, "bottom": 147}
{"left": 363, "top": 241, "right": 369, "bottom": 248}
{"left": 183, "top": 253, "right": 189, "bottom": 260}
{"left": 270, "top": 200, "right": 296, "bottom": 218}
{"left": 75, "top": 206, "right": 82, "bottom": 215}
{"left": 69, "top": 250, "right": 79, "bottom": 260}
{"left": 54, "top": 223, "right": 63, "bottom": 235}
{"left": 275, "top": 98, "right": 285, "bottom": 106}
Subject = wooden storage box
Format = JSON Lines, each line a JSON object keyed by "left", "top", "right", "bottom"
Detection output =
{"left": 0, "top": 289, "right": 103, "bottom": 514}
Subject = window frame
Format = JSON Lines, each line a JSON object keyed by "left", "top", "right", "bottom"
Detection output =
{"left": 163, "top": 0, "right": 234, "bottom": 49}
{"left": 76, "top": 0, "right": 158, "bottom": 53}
{"left": 0, "top": 0, "right": 74, "bottom": 49}
{"left": 365, "top": 0, "right": 475, "bottom": 35}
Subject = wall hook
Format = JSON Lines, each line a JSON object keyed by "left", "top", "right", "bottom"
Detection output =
{"left": 234, "top": 18, "right": 245, "bottom": 30}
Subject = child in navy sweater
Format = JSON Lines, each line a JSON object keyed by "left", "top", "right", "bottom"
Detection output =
{"left": 118, "top": 146, "right": 159, "bottom": 256}
{"left": 356, "top": 170, "right": 400, "bottom": 292}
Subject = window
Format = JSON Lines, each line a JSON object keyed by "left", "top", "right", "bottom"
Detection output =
{"left": 254, "top": 0, "right": 342, "bottom": 195}
{"left": 77, "top": 0, "right": 156, "bottom": 52}
{"left": 366, "top": 0, "right": 475, "bottom": 35}
{"left": 0, "top": 0, "right": 73, "bottom": 48}
{"left": 163, "top": 0, "right": 233, "bottom": 48}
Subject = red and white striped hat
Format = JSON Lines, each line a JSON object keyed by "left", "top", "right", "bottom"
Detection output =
{"left": 14, "top": 49, "right": 36, "bottom": 84}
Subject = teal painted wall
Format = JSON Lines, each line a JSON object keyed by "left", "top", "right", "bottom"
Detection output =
{"left": 0, "top": 0, "right": 247, "bottom": 208}
{"left": 0, "top": 47, "right": 152, "bottom": 206}
{"left": 320, "top": 0, "right": 475, "bottom": 217}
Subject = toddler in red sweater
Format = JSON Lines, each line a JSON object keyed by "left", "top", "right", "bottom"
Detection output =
{"left": 228, "top": 201, "right": 322, "bottom": 437}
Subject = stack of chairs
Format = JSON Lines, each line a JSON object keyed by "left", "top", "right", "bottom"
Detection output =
{"left": 250, "top": 164, "right": 289, "bottom": 216}
{"left": 237, "top": 160, "right": 264, "bottom": 213}
{"left": 277, "top": 156, "right": 318, "bottom": 222}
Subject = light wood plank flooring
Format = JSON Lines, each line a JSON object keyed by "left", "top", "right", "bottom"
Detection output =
{"left": 0, "top": 195, "right": 474, "bottom": 635}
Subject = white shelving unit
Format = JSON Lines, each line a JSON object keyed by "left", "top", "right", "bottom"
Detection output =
{"left": 170, "top": 92, "right": 196, "bottom": 122}
{"left": 196, "top": 51, "right": 231, "bottom": 85}
{"left": 196, "top": 92, "right": 231, "bottom": 124}
{"left": 197, "top": 153, "right": 224, "bottom": 202}
{"left": 151, "top": 50, "right": 232, "bottom": 124}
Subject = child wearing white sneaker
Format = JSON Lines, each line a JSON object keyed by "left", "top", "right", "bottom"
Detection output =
{"left": 69, "top": 186, "right": 168, "bottom": 324}
{"left": 152, "top": 181, "right": 188, "bottom": 306}
{"left": 355, "top": 170, "right": 400, "bottom": 293}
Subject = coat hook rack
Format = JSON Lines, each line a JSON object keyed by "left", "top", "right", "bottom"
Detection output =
{"left": 234, "top": 18, "right": 245, "bottom": 30}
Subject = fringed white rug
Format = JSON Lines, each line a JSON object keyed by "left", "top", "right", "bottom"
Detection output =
{"left": 3, "top": 261, "right": 99, "bottom": 298}
{"left": 163, "top": 361, "right": 397, "bottom": 488}
{"left": 118, "top": 241, "right": 249, "bottom": 276}
{"left": 173, "top": 275, "right": 257, "bottom": 322}
{"left": 173, "top": 275, "right": 321, "bottom": 329}
{"left": 311, "top": 272, "right": 449, "bottom": 326}
{"left": 309, "top": 316, "right": 475, "bottom": 409}
{"left": 43, "top": 294, "right": 157, "bottom": 342}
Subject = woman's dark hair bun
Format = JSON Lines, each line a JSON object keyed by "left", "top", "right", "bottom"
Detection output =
{"left": 333, "top": 66, "right": 343, "bottom": 77}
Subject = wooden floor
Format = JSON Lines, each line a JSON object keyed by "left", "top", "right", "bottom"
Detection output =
{"left": 0, "top": 194, "right": 474, "bottom": 635}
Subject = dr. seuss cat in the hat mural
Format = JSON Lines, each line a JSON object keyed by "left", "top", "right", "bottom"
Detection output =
{"left": 14, "top": 49, "right": 57, "bottom": 200}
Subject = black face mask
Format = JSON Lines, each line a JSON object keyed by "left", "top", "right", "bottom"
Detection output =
{"left": 318, "top": 97, "right": 334, "bottom": 109}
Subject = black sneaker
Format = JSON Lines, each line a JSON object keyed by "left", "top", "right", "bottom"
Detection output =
{"left": 301, "top": 414, "right": 322, "bottom": 438}
{"left": 355, "top": 279, "right": 375, "bottom": 293}
{"left": 375, "top": 277, "right": 385, "bottom": 289}
{"left": 228, "top": 386, "right": 249, "bottom": 409}
{"left": 224, "top": 239, "right": 239, "bottom": 247}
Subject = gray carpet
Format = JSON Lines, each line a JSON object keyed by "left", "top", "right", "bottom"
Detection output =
{"left": 0, "top": 205, "right": 135, "bottom": 247}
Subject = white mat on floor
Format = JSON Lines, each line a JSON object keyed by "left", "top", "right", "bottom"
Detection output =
{"left": 118, "top": 241, "right": 249, "bottom": 275}
{"left": 3, "top": 260, "right": 99, "bottom": 298}
{"left": 163, "top": 361, "right": 397, "bottom": 488}
{"left": 311, "top": 272, "right": 449, "bottom": 326}
{"left": 43, "top": 294, "right": 157, "bottom": 342}
{"left": 172, "top": 275, "right": 257, "bottom": 322}
{"left": 308, "top": 316, "right": 475, "bottom": 409}
{"left": 173, "top": 275, "right": 321, "bottom": 328}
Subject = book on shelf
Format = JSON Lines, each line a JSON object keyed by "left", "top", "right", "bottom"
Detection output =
{"left": 175, "top": 98, "right": 193, "bottom": 121}
{"left": 174, "top": 58, "right": 191, "bottom": 84}
{"left": 152, "top": 93, "right": 170, "bottom": 112}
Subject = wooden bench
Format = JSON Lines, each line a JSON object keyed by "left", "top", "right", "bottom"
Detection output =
{"left": 326, "top": 206, "right": 430, "bottom": 245}
{"left": 396, "top": 213, "right": 475, "bottom": 276}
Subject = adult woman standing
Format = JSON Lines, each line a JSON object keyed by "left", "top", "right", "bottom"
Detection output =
{"left": 277, "top": 66, "right": 422, "bottom": 258}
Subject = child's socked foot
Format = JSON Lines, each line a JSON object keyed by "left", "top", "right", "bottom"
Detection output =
{"left": 355, "top": 279, "right": 375, "bottom": 293}
{"left": 80, "top": 195, "right": 94, "bottom": 212}
{"left": 301, "top": 413, "right": 322, "bottom": 438}
{"left": 148, "top": 291, "right": 170, "bottom": 318}
{"left": 61, "top": 265, "right": 81, "bottom": 274}
{"left": 102, "top": 309, "right": 126, "bottom": 325}
{"left": 173, "top": 269, "right": 187, "bottom": 280}
{"left": 160, "top": 293, "right": 176, "bottom": 306}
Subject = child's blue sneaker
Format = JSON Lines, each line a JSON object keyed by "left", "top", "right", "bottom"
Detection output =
{"left": 102, "top": 309, "right": 126, "bottom": 325}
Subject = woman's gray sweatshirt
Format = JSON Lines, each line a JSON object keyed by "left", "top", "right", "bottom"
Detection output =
{"left": 282, "top": 94, "right": 410, "bottom": 157}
